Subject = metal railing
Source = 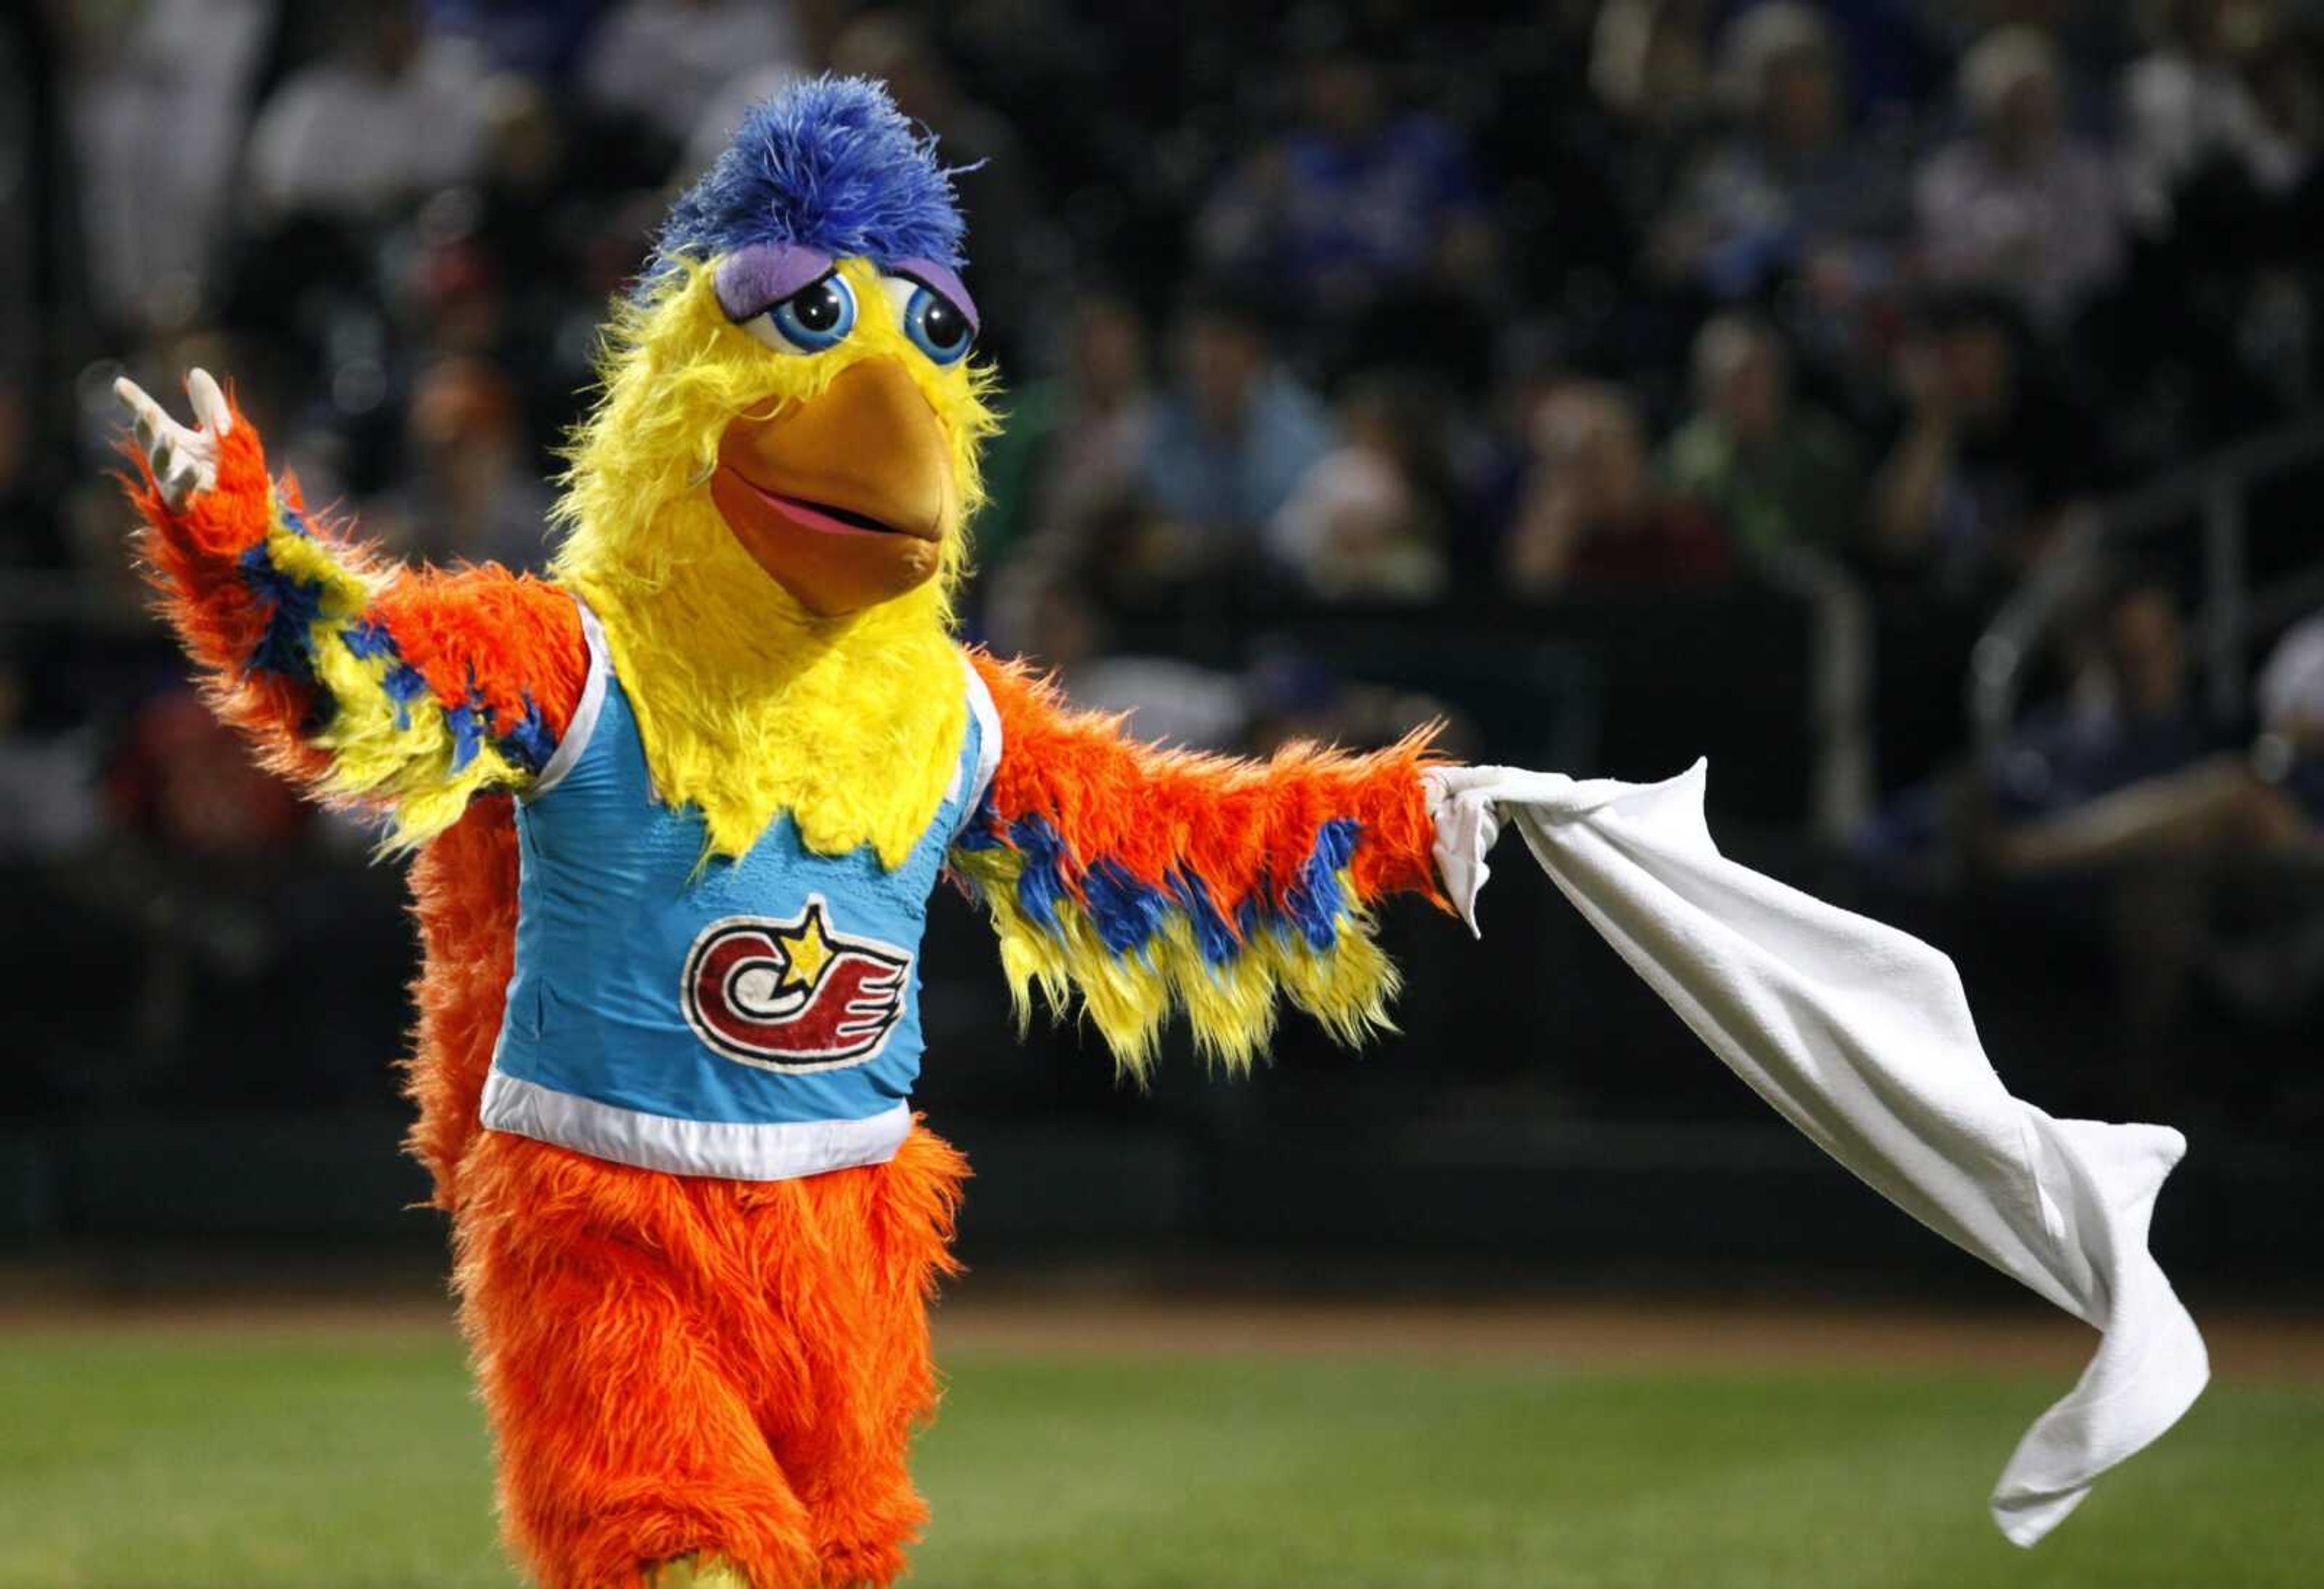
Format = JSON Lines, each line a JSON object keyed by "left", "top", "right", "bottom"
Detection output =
{"left": 1968, "top": 416, "right": 2324, "bottom": 756}
{"left": 1777, "top": 553, "right": 1875, "bottom": 842}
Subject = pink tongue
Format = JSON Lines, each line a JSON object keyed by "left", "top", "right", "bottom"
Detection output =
{"left": 767, "top": 494, "right": 887, "bottom": 536}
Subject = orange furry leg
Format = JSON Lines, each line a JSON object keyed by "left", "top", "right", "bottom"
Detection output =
{"left": 451, "top": 1125, "right": 968, "bottom": 1589}
{"left": 737, "top": 1128, "right": 968, "bottom": 1588}
{"left": 454, "top": 1133, "right": 822, "bottom": 1589}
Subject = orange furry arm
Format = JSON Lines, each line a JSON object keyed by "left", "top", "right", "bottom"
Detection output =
{"left": 126, "top": 398, "right": 587, "bottom": 845}
{"left": 950, "top": 652, "right": 1449, "bottom": 1076}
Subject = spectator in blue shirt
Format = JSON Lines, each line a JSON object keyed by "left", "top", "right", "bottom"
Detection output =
{"left": 1135, "top": 289, "right": 1337, "bottom": 577}
{"left": 1197, "top": 48, "right": 1495, "bottom": 327}
{"left": 1652, "top": 4, "right": 1911, "bottom": 304}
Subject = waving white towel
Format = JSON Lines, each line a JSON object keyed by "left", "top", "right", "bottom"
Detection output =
{"left": 1426, "top": 761, "right": 2208, "bottom": 1545}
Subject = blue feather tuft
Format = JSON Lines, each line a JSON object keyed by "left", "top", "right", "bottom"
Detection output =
{"left": 1169, "top": 867, "right": 1240, "bottom": 966}
{"left": 341, "top": 620, "right": 397, "bottom": 661}
{"left": 239, "top": 542, "right": 321, "bottom": 683}
{"left": 505, "top": 696, "right": 557, "bottom": 773}
{"left": 967, "top": 810, "right": 1368, "bottom": 967}
{"left": 1008, "top": 813, "right": 1071, "bottom": 932}
{"left": 648, "top": 75, "right": 968, "bottom": 284}
{"left": 444, "top": 701, "right": 487, "bottom": 772}
{"left": 954, "top": 791, "right": 1005, "bottom": 850}
{"left": 1084, "top": 858, "right": 1174, "bottom": 957}
{"left": 381, "top": 664, "right": 430, "bottom": 705}
{"left": 1281, "top": 817, "right": 1361, "bottom": 949}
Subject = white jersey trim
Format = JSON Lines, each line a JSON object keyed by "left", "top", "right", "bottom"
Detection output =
{"left": 954, "top": 653, "right": 1003, "bottom": 834}
{"left": 523, "top": 598, "right": 610, "bottom": 802}
{"left": 479, "top": 1067, "right": 911, "bottom": 1181}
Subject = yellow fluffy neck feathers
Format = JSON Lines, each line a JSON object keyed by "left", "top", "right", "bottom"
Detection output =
{"left": 569, "top": 532, "right": 968, "bottom": 868}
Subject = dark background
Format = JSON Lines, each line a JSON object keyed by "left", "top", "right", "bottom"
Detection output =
{"left": 2, "top": 0, "right": 2320, "bottom": 1294}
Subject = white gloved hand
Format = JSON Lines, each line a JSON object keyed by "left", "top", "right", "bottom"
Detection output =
{"left": 1422, "top": 764, "right": 1512, "bottom": 937}
{"left": 114, "top": 367, "right": 231, "bottom": 512}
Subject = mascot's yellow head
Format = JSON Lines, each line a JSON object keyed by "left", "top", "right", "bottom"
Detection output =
{"left": 550, "top": 77, "right": 1000, "bottom": 866}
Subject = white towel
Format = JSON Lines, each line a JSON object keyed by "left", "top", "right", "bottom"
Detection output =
{"left": 1426, "top": 761, "right": 2209, "bottom": 1545}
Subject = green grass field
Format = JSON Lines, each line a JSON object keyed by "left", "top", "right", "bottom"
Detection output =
{"left": 2, "top": 1326, "right": 2318, "bottom": 1588}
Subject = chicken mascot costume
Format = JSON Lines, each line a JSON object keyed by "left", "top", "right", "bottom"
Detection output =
{"left": 118, "top": 76, "right": 2208, "bottom": 1589}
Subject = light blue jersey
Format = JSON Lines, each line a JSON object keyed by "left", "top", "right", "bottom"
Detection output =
{"left": 479, "top": 603, "right": 1000, "bottom": 1180}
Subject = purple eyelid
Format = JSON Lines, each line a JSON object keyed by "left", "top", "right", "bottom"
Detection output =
{"left": 714, "top": 244, "right": 836, "bottom": 322}
{"left": 890, "top": 258, "right": 979, "bottom": 336}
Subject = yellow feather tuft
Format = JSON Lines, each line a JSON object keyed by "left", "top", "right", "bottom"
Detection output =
{"left": 550, "top": 259, "right": 1000, "bottom": 866}
{"left": 255, "top": 517, "right": 517, "bottom": 850}
{"left": 951, "top": 847, "right": 1399, "bottom": 1083}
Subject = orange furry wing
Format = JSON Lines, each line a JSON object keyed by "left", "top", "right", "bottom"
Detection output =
{"left": 949, "top": 651, "right": 1449, "bottom": 1075}
{"left": 123, "top": 397, "right": 589, "bottom": 840}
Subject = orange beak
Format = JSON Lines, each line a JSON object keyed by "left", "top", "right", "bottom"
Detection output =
{"left": 708, "top": 357, "right": 957, "bottom": 618}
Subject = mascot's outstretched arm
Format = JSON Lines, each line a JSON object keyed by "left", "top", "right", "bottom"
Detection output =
{"left": 952, "top": 652, "right": 2210, "bottom": 1541}
{"left": 951, "top": 652, "right": 1446, "bottom": 1074}
{"left": 116, "top": 371, "right": 589, "bottom": 845}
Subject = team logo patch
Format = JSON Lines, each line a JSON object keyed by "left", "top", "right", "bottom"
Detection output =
{"left": 680, "top": 897, "right": 911, "bottom": 1071}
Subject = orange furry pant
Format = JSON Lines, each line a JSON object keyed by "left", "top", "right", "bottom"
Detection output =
{"left": 451, "top": 1123, "right": 967, "bottom": 1589}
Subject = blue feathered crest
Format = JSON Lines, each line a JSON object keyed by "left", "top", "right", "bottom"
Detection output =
{"left": 649, "top": 76, "right": 967, "bottom": 279}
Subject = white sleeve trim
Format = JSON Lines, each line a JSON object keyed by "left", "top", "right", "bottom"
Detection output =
{"left": 480, "top": 1067, "right": 912, "bottom": 1181}
{"left": 957, "top": 652, "right": 1003, "bottom": 826}
{"left": 523, "top": 597, "right": 611, "bottom": 802}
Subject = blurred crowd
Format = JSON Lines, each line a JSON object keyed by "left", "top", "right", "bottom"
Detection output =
{"left": 2, "top": 0, "right": 2321, "bottom": 1129}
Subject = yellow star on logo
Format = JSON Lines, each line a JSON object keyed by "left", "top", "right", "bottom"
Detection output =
{"left": 769, "top": 902, "right": 841, "bottom": 997}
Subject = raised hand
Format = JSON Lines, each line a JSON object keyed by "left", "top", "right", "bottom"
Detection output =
{"left": 114, "top": 367, "right": 232, "bottom": 512}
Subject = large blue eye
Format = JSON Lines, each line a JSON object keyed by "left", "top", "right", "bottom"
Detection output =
{"left": 744, "top": 272, "right": 857, "bottom": 354}
{"left": 897, "top": 282, "right": 973, "bottom": 365}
